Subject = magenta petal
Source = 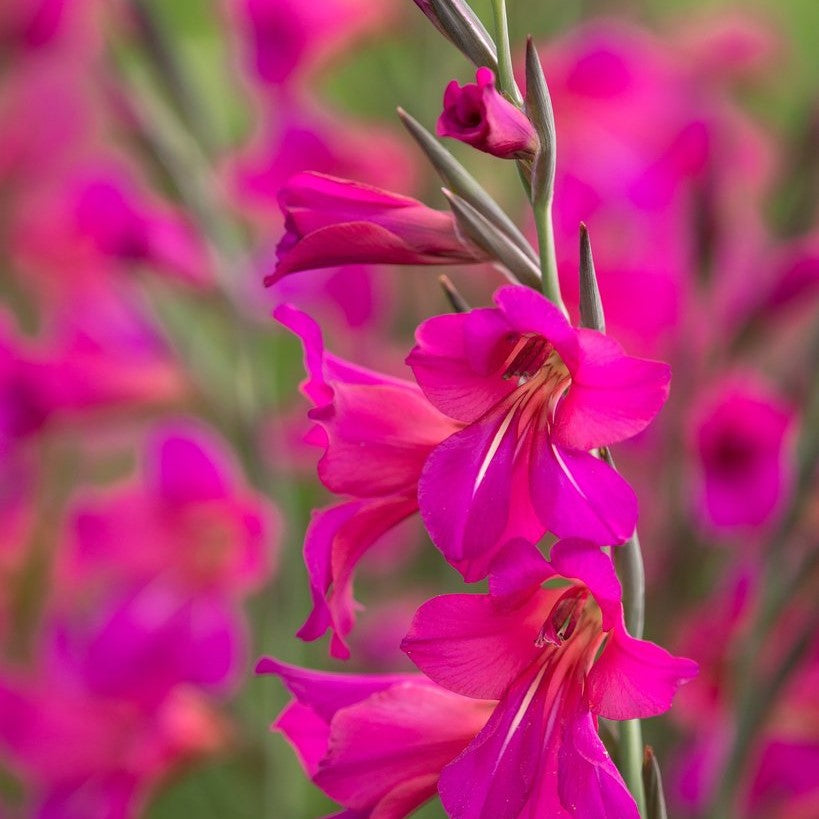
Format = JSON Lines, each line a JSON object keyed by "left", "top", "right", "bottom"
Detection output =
{"left": 315, "top": 681, "right": 491, "bottom": 816}
{"left": 530, "top": 439, "right": 638, "bottom": 546}
{"left": 557, "top": 704, "right": 640, "bottom": 819}
{"left": 488, "top": 537, "right": 552, "bottom": 604}
{"left": 316, "top": 381, "right": 455, "bottom": 498}
{"left": 553, "top": 330, "right": 671, "bottom": 451}
{"left": 407, "top": 309, "right": 515, "bottom": 424}
{"left": 297, "top": 497, "right": 417, "bottom": 659}
{"left": 418, "top": 411, "right": 519, "bottom": 581}
{"left": 587, "top": 620, "right": 699, "bottom": 720}
{"left": 493, "top": 286, "right": 578, "bottom": 364}
{"left": 257, "top": 657, "right": 411, "bottom": 723}
{"left": 548, "top": 539, "right": 622, "bottom": 630}
{"left": 274, "top": 304, "right": 335, "bottom": 407}
{"left": 401, "top": 589, "right": 555, "bottom": 699}
{"left": 438, "top": 659, "right": 556, "bottom": 819}
{"left": 275, "top": 702, "right": 330, "bottom": 777}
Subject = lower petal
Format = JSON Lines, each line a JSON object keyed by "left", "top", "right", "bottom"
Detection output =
{"left": 530, "top": 440, "right": 638, "bottom": 546}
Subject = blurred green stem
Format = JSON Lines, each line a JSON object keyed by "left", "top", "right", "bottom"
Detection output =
{"left": 490, "top": 0, "right": 523, "bottom": 106}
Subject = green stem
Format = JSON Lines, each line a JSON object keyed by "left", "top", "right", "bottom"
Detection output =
{"left": 490, "top": 0, "right": 523, "bottom": 106}
{"left": 620, "top": 719, "right": 649, "bottom": 818}
{"left": 533, "top": 197, "right": 563, "bottom": 309}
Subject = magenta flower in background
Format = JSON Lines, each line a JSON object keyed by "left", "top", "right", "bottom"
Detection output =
{"left": 438, "top": 68, "right": 538, "bottom": 159}
{"left": 235, "top": 0, "right": 395, "bottom": 87}
{"left": 400, "top": 538, "right": 697, "bottom": 817}
{"left": 276, "top": 305, "right": 459, "bottom": 657}
{"left": 407, "top": 285, "right": 670, "bottom": 580}
{"left": 690, "top": 377, "right": 795, "bottom": 530}
{"left": 257, "top": 658, "right": 493, "bottom": 817}
{"left": 267, "top": 172, "right": 488, "bottom": 284}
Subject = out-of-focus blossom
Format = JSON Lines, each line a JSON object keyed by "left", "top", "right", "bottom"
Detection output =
{"left": 407, "top": 285, "right": 670, "bottom": 580}
{"left": 233, "top": 0, "right": 395, "bottom": 87}
{"left": 689, "top": 377, "right": 795, "bottom": 530}
{"left": 230, "top": 101, "right": 417, "bottom": 213}
{"left": 267, "top": 172, "right": 488, "bottom": 284}
{"left": 438, "top": 68, "right": 538, "bottom": 159}
{"left": 257, "top": 657, "right": 493, "bottom": 816}
{"left": 534, "top": 21, "right": 776, "bottom": 355}
{"left": 276, "top": 305, "right": 458, "bottom": 658}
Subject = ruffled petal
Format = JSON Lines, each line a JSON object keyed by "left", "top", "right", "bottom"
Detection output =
{"left": 587, "top": 619, "right": 699, "bottom": 720}
{"left": 315, "top": 681, "right": 491, "bottom": 817}
{"left": 315, "top": 381, "right": 456, "bottom": 498}
{"left": 296, "top": 498, "right": 417, "bottom": 659}
{"left": 552, "top": 330, "right": 671, "bottom": 451}
{"left": 401, "top": 589, "right": 556, "bottom": 700}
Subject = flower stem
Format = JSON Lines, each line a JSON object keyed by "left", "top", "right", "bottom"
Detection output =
{"left": 490, "top": 0, "right": 523, "bottom": 106}
{"left": 533, "top": 197, "right": 562, "bottom": 307}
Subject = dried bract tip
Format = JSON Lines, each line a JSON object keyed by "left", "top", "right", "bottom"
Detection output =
{"left": 643, "top": 747, "right": 669, "bottom": 819}
{"left": 579, "top": 223, "right": 606, "bottom": 333}
{"left": 413, "top": 0, "right": 498, "bottom": 72}
{"left": 438, "top": 275, "right": 471, "bottom": 313}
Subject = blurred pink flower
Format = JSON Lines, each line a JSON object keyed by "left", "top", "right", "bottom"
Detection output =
{"left": 407, "top": 285, "right": 669, "bottom": 580}
{"left": 268, "top": 172, "right": 488, "bottom": 284}
{"left": 689, "top": 377, "right": 795, "bottom": 530}
{"left": 532, "top": 20, "right": 776, "bottom": 355}
{"left": 233, "top": 0, "right": 396, "bottom": 87}
{"left": 276, "top": 305, "right": 457, "bottom": 658}
{"left": 438, "top": 68, "right": 538, "bottom": 159}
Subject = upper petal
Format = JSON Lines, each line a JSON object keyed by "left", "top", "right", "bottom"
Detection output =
{"left": 407, "top": 309, "right": 516, "bottom": 424}
{"left": 401, "top": 588, "right": 557, "bottom": 700}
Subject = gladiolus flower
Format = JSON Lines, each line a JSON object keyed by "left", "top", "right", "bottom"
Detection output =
{"left": 267, "top": 172, "right": 488, "bottom": 285}
{"left": 407, "top": 285, "right": 670, "bottom": 580}
{"left": 257, "top": 658, "right": 494, "bottom": 817}
{"left": 276, "top": 305, "right": 459, "bottom": 657}
{"left": 438, "top": 67, "right": 538, "bottom": 159}
{"left": 402, "top": 538, "right": 698, "bottom": 818}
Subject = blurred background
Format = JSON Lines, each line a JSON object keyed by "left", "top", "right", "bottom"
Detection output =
{"left": 0, "top": 0, "right": 817, "bottom": 816}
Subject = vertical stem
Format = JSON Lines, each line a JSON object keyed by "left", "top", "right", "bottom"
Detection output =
{"left": 605, "top": 450, "right": 648, "bottom": 817}
{"left": 490, "top": 0, "right": 523, "bottom": 106}
{"left": 533, "top": 198, "right": 562, "bottom": 308}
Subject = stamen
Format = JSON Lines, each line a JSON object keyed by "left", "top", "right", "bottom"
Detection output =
{"left": 536, "top": 586, "right": 590, "bottom": 647}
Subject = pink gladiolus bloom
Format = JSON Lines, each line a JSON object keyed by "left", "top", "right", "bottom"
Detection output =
{"left": 438, "top": 68, "right": 538, "bottom": 159}
{"left": 267, "top": 172, "right": 488, "bottom": 285}
{"left": 407, "top": 285, "right": 670, "bottom": 580}
{"left": 276, "top": 305, "right": 458, "bottom": 657}
{"left": 257, "top": 657, "right": 493, "bottom": 817}
{"left": 402, "top": 538, "right": 698, "bottom": 818}
{"left": 690, "top": 377, "right": 795, "bottom": 529}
